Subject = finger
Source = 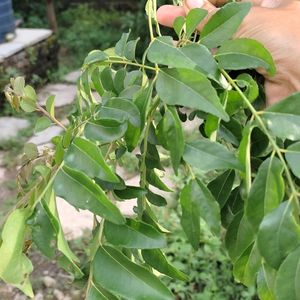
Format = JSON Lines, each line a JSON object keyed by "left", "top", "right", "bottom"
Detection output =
{"left": 264, "top": 80, "right": 294, "bottom": 106}
{"left": 207, "top": 0, "right": 227, "bottom": 7}
{"left": 184, "top": 0, "right": 219, "bottom": 31}
{"left": 259, "top": 0, "right": 294, "bottom": 8}
{"left": 207, "top": 0, "right": 292, "bottom": 8}
{"left": 157, "top": 5, "right": 186, "bottom": 28}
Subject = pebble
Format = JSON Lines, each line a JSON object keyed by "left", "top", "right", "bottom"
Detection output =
{"left": 53, "top": 289, "right": 65, "bottom": 300}
{"left": 42, "top": 276, "right": 57, "bottom": 288}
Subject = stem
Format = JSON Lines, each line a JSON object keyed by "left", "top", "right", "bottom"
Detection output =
{"left": 37, "top": 104, "right": 67, "bottom": 130}
{"left": 33, "top": 162, "right": 65, "bottom": 209}
{"left": 107, "top": 59, "right": 157, "bottom": 71}
{"left": 153, "top": 0, "right": 162, "bottom": 37}
{"left": 139, "top": 96, "right": 161, "bottom": 215}
{"left": 1, "top": 161, "right": 64, "bottom": 228}
{"left": 222, "top": 70, "right": 299, "bottom": 211}
{"left": 147, "top": 1, "right": 155, "bottom": 41}
{"left": 104, "top": 143, "right": 114, "bottom": 160}
{"left": 85, "top": 218, "right": 105, "bottom": 299}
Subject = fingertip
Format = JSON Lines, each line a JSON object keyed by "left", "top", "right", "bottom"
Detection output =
{"left": 157, "top": 5, "right": 186, "bottom": 27}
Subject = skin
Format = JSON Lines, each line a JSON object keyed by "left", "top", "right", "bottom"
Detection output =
{"left": 157, "top": 0, "right": 300, "bottom": 105}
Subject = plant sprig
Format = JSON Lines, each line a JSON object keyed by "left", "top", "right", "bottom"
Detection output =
{"left": 1, "top": 1, "right": 300, "bottom": 299}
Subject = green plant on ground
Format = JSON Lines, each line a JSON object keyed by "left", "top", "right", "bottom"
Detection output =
{"left": 2, "top": 0, "right": 300, "bottom": 299}
{"left": 158, "top": 210, "right": 256, "bottom": 299}
{"left": 57, "top": 5, "right": 135, "bottom": 69}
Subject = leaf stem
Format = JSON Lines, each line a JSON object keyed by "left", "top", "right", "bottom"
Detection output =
{"left": 139, "top": 96, "right": 161, "bottom": 215}
{"left": 147, "top": 1, "right": 155, "bottom": 41}
{"left": 153, "top": 0, "right": 162, "bottom": 37}
{"left": 221, "top": 70, "right": 299, "bottom": 211}
{"left": 106, "top": 58, "right": 157, "bottom": 72}
{"left": 37, "top": 104, "right": 67, "bottom": 130}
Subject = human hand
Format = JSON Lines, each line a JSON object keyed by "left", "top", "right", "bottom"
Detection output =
{"left": 157, "top": 0, "right": 300, "bottom": 105}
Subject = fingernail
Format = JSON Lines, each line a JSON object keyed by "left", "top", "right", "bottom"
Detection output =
{"left": 261, "top": 0, "right": 280, "bottom": 8}
{"left": 186, "top": 0, "right": 205, "bottom": 8}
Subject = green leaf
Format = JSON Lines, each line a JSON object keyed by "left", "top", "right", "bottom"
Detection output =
{"left": 220, "top": 117, "right": 243, "bottom": 146}
{"left": 125, "top": 38, "right": 140, "bottom": 61}
{"left": 257, "top": 201, "right": 300, "bottom": 269}
{"left": 92, "top": 68, "right": 105, "bottom": 97}
{"left": 195, "top": 178, "right": 221, "bottom": 235}
{"left": 275, "top": 245, "right": 300, "bottom": 300}
{"left": 146, "top": 169, "right": 172, "bottom": 192}
{"left": 201, "top": 2, "right": 251, "bottom": 48}
{"left": 13, "top": 76, "right": 25, "bottom": 95}
{"left": 124, "top": 70, "right": 143, "bottom": 88}
{"left": 163, "top": 106, "right": 184, "bottom": 174}
{"left": 85, "top": 119, "right": 128, "bottom": 144}
{"left": 24, "top": 143, "right": 38, "bottom": 160}
{"left": 65, "top": 137, "right": 119, "bottom": 183}
{"left": 180, "top": 179, "right": 220, "bottom": 248}
{"left": 142, "top": 141, "right": 164, "bottom": 170}
{"left": 142, "top": 249, "right": 188, "bottom": 281}
{"left": 0, "top": 208, "right": 33, "bottom": 297}
{"left": 183, "top": 139, "right": 243, "bottom": 172}
{"left": 84, "top": 50, "right": 108, "bottom": 65}
{"left": 134, "top": 84, "right": 153, "bottom": 131}
{"left": 216, "top": 38, "right": 276, "bottom": 75}
{"left": 20, "top": 97, "right": 36, "bottom": 112}
{"left": 96, "top": 176, "right": 126, "bottom": 191}
{"left": 35, "top": 116, "right": 52, "bottom": 133}
{"left": 93, "top": 246, "right": 173, "bottom": 300}
{"left": 55, "top": 139, "right": 65, "bottom": 165}
{"left": 186, "top": 8, "right": 207, "bottom": 38}
{"left": 225, "top": 212, "right": 255, "bottom": 261}
{"left": 285, "top": 142, "right": 300, "bottom": 179}
{"left": 173, "top": 16, "right": 185, "bottom": 38}
{"left": 124, "top": 84, "right": 153, "bottom": 151}
{"left": 27, "top": 203, "right": 56, "bottom": 259}
{"left": 87, "top": 282, "right": 120, "bottom": 300}
{"left": 156, "top": 68, "right": 228, "bottom": 120}
{"left": 101, "top": 67, "right": 116, "bottom": 93}
{"left": 98, "top": 98, "right": 141, "bottom": 128}
{"left": 263, "top": 92, "right": 300, "bottom": 141}
{"left": 208, "top": 170, "right": 235, "bottom": 208}
{"left": 232, "top": 242, "right": 261, "bottom": 286}
{"left": 62, "top": 127, "right": 73, "bottom": 148}
{"left": 251, "top": 127, "right": 269, "bottom": 157}
{"left": 79, "top": 69, "right": 94, "bottom": 102}
{"left": 236, "top": 73, "right": 259, "bottom": 102}
{"left": 257, "top": 264, "right": 276, "bottom": 300}
{"left": 148, "top": 37, "right": 219, "bottom": 80}
{"left": 246, "top": 156, "right": 284, "bottom": 232}
{"left": 113, "top": 68, "right": 126, "bottom": 94}
{"left": 180, "top": 181, "right": 200, "bottom": 249}
{"left": 146, "top": 189, "right": 167, "bottom": 207}
{"left": 54, "top": 165, "right": 125, "bottom": 225}
{"left": 42, "top": 190, "right": 83, "bottom": 278}
{"left": 221, "top": 187, "right": 243, "bottom": 228}
{"left": 24, "top": 85, "right": 37, "bottom": 101}
{"left": 115, "top": 32, "right": 130, "bottom": 57}
{"left": 46, "top": 95, "right": 55, "bottom": 118}
{"left": 119, "top": 85, "right": 140, "bottom": 99}
{"left": 104, "top": 219, "right": 166, "bottom": 249}
{"left": 114, "top": 186, "right": 147, "bottom": 200}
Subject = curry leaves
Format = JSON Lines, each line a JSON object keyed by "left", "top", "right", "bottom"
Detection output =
{"left": 2, "top": 1, "right": 300, "bottom": 299}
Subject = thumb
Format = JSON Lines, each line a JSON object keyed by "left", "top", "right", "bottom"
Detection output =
{"left": 184, "top": 0, "right": 219, "bottom": 31}
{"left": 265, "top": 79, "right": 293, "bottom": 106}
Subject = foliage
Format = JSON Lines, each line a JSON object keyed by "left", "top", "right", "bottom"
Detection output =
{"left": 159, "top": 210, "right": 256, "bottom": 299}
{"left": 2, "top": 0, "right": 300, "bottom": 299}
{"left": 57, "top": 5, "right": 135, "bottom": 69}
